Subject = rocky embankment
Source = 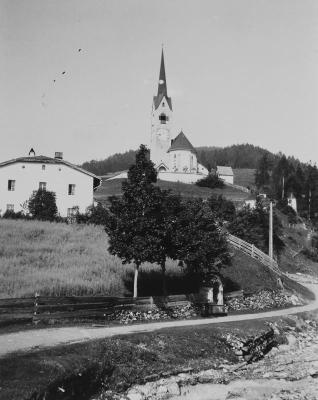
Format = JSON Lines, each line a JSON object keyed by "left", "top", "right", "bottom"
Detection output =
{"left": 107, "top": 290, "right": 303, "bottom": 325}
{"left": 94, "top": 313, "right": 318, "bottom": 400}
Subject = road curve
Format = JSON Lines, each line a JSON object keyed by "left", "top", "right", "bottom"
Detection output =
{"left": 0, "top": 275, "right": 317, "bottom": 358}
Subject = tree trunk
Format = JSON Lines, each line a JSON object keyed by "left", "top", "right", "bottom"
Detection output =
{"left": 161, "top": 260, "right": 167, "bottom": 296}
{"left": 133, "top": 263, "right": 140, "bottom": 298}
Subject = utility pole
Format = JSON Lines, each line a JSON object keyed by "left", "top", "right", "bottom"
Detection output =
{"left": 282, "top": 176, "right": 285, "bottom": 200}
{"left": 308, "top": 188, "right": 311, "bottom": 221}
{"left": 269, "top": 202, "right": 273, "bottom": 260}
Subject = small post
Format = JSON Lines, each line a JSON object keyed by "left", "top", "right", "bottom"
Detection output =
{"left": 269, "top": 202, "right": 273, "bottom": 261}
{"left": 251, "top": 244, "right": 255, "bottom": 258}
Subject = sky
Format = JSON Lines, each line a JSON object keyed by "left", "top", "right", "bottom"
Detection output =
{"left": 1, "top": 0, "right": 318, "bottom": 165}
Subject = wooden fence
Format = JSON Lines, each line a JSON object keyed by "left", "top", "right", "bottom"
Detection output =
{"left": 0, "top": 294, "right": 192, "bottom": 325}
{"left": 227, "top": 233, "right": 281, "bottom": 275}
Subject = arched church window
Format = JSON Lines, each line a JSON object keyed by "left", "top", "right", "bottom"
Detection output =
{"left": 162, "top": 102, "right": 165, "bottom": 107}
{"left": 159, "top": 113, "right": 168, "bottom": 124}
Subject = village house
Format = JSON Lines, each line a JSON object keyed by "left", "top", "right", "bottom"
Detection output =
{"left": 216, "top": 166, "right": 234, "bottom": 184}
{"left": 0, "top": 150, "right": 101, "bottom": 217}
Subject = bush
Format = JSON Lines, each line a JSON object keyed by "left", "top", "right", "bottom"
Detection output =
{"left": 2, "top": 210, "right": 26, "bottom": 220}
{"left": 196, "top": 173, "right": 224, "bottom": 189}
{"left": 76, "top": 203, "right": 109, "bottom": 226}
{"left": 207, "top": 195, "right": 236, "bottom": 223}
{"left": 276, "top": 198, "right": 297, "bottom": 224}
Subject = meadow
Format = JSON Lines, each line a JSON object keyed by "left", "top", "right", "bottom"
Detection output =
{"left": 0, "top": 219, "right": 183, "bottom": 298}
{"left": 0, "top": 218, "right": 287, "bottom": 299}
{"left": 95, "top": 178, "right": 250, "bottom": 206}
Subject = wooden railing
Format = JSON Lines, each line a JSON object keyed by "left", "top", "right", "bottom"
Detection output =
{"left": 227, "top": 233, "right": 281, "bottom": 275}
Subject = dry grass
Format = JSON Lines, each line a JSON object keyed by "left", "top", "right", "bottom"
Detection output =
{"left": 0, "top": 219, "right": 129, "bottom": 298}
{"left": 0, "top": 219, "right": 182, "bottom": 299}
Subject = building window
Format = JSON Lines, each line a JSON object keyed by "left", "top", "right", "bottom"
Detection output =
{"left": 68, "top": 184, "right": 75, "bottom": 195}
{"left": 8, "top": 180, "right": 15, "bottom": 191}
{"left": 42, "top": 165, "right": 46, "bottom": 170}
{"left": 162, "top": 102, "right": 165, "bottom": 107}
{"left": 39, "top": 182, "right": 47, "bottom": 191}
{"left": 6, "top": 204, "right": 14, "bottom": 211}
{"left": 159, "top": 113, "right": 168, "bottom": 124}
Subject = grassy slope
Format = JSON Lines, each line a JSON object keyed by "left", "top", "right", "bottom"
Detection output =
{"left": 233, "top": 168, "right": 256, "bottom": 189}
{"left": 95, "top": 178, "right": 250, "bottom": 205}
{"left": 0, "top": 220, "right": 128, "bottom": 298}
{"left": 0, "top": 219, "right": 295, "bottom": 299}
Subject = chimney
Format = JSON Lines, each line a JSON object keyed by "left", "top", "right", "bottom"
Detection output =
{"left": 54, "top": 152, "right": 63, "bottom": 160}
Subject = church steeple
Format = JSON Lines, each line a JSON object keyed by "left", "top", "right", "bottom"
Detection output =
{"left": 153, "top": 48, "right": 172, "bottom": 110}
{"left": 158, "top": 49, "right": 168, "bottom": 97}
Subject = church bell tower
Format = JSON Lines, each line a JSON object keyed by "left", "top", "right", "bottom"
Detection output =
{"left": 150, "top": 49, "right": 173, "bottom": 171}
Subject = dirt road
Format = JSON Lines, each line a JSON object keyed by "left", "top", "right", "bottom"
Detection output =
{"left": 1, "top": 274, "right": 317, "bottom": 358}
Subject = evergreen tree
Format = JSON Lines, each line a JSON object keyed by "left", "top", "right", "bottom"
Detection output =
{"left": 255, "top": 153, "right": 271, "bottom": 189}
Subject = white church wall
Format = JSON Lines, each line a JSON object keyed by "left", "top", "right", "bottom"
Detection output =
{"left": 0, "top": 162, "right": 94, "bottom": 217}
{"left": 169, "top": 150, "right": 198, "bottom": 173}
{"left": 158, "top": 171, "right": 206, "bottom": 184}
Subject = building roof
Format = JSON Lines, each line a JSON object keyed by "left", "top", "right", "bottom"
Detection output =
{"left": 0, "top": 155, "right": 101, "bottom": 187}
{"left": 153, "top": 49, "right": 172, "bottom": 110}
{"left": 217, "top": 166, "right": 233, "bottom": 176}
{"left": 167, "top": 131, "right": 196, "bottom": 154}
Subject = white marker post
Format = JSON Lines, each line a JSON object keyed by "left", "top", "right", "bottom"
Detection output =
{"left": 269, "top": 201, "right": 273, "bottom": 262}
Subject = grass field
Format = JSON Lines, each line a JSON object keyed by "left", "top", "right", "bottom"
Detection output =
{"left": 0, "top": 218, "right": 291, "bottom": 299}
{"left": 95, "top": 178, "right": 250, "bottom": 206}
{"left": 233, "top": 168, "right": 256, "bottom": 189}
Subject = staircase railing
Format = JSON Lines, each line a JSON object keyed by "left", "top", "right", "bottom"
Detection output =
{"left": 227, "top": 233, "right": 282, "bottom": 275}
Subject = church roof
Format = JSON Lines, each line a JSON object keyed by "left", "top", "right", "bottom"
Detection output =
{"left": 153, "top": 49, "right": 172, "bottom": 110}
{"left": 168, "top": 131, "right": 196, "bottom": 154}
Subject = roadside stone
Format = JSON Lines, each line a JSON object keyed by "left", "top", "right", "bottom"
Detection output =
{"left": 126, "top": 392, "right": 144, "bottom": 400}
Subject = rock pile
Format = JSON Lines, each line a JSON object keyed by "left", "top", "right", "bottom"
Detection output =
{"left": 107, "top": 303, "right": 198, "bottom": 324}
{"left": 222, "top": 327, "right": 280, "bottom": 363}
{"left": 226, "top": 290, "right": 303, "bottom": 312}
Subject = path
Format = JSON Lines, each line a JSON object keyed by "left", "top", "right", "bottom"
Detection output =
{"left": 0, "top": 274, "right": 317, "bottom": 358}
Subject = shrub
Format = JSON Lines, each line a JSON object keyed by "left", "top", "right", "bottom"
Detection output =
{"left": 2, "top": 210, "right": 26, "bottom": 220}
{"left": 196, "top": 173, "right": 224, "bottom": 189}
{"left": 207, "top": 195, "right": 236, "bottom": 223}
{"left": 76, "top": 203, "right": 109, "bottom": 226}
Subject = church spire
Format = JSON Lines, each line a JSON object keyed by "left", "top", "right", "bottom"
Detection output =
{"left": 158, "top": 48, "right": 168, "bottom": 97}
{"left": 153, "top": 48, "right": 172, "bottom": 110}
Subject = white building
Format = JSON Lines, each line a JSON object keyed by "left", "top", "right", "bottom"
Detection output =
{"left": 150, "top": 50, "right": 208, "bottom": 183}
{"left": 0, "top": 151, "right": 101, "bottom": 217}
{"left": 216, "top": 166, "right": 234, "bottom": 184}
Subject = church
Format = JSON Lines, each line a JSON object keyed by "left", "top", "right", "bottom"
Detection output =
{"left": 150, "top": 50, "right": 208, "bottom": 183}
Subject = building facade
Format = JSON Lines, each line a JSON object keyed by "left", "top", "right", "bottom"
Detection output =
{"left": 0, "top": 152, "right": 100, "bottom": 217}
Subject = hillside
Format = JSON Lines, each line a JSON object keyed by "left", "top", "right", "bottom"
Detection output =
{"left": 233, "top": 168, "right": 256, "bottom": 189}
{"left": 81, "top": 143, "right": 278, "bottom": 176}
{"left": 0, "top": 219, "right": 290, "bottom": 299}
{"left": 94, "top": 178, "right": 251, "bottom": 205}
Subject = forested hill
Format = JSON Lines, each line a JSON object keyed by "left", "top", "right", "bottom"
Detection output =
{"left": 196, "top": 144, "right": 280, "bottom": 170}
{"left": 81, "top": 144, "right": 280, "bottom": 175}
{"left": 81, "top": 150, "right": 137, "bottom": 176}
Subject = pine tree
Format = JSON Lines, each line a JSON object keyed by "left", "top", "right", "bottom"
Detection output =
{"left": 255, "top": 153, "right": 271, "bottom": 189}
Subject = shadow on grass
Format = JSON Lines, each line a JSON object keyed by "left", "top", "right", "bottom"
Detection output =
{"left": 123, "top": 269, "right": 203, "bottom": 297}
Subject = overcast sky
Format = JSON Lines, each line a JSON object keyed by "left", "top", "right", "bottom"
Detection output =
{"left": 1, "top": 0, "right": 317, "bottom": 165}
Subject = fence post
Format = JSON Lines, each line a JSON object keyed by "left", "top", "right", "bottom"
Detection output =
{"left": 251, "top": 244, "right": 254, "bottom": 258}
